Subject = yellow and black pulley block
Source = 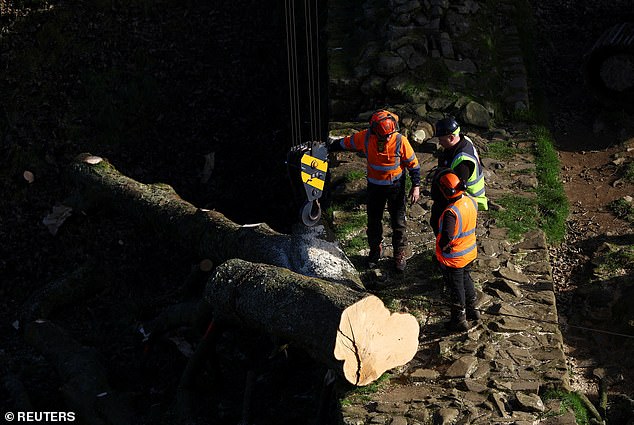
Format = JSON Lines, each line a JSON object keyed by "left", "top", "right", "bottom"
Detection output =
{"left": 286, "top": 141, "right": 328, "bottom": 226}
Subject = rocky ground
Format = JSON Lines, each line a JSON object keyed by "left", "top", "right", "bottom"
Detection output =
{"left": 325, "top": 120, "right": 634, "bottom": 424}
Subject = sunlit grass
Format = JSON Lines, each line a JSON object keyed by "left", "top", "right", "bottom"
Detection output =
{"left": 533, "top": 126, "right": 568, "bottom": 243}
{"left": 486, "top": 140, "right": 525, "bottom": 159}
{"left": 489, "top": 195, "right": 538, "bottom": 241}
{"left": 339, "top": 372, "right": 392, "bottom": 405}
{"left": 542, "top": 389, "right": 590, "bottom": 425}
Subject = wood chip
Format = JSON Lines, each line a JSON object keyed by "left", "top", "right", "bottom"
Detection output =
{"left": 23, "top": 170, "right": 35, "bottom": 183}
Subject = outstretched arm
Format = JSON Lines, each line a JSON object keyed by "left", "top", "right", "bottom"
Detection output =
{"left": 327, "top": 136, "right": 346, "bottom": 153}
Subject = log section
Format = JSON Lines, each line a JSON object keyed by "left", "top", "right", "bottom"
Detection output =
{"left": 205, "top": 259, "right": 419, "bottom": 386}
{"left": 67, "top": 154, "right": 361, "bottom": 288}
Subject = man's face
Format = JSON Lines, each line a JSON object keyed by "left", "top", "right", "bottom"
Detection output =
{"left": 438, "top": 133, "right": 458, "bottom": 149}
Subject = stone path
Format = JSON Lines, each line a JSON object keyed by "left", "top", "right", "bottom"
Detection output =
{"left": 324, "top": 0, "right": 586, "bottom": 423}
{"left": 327, "top": 129, "right": 576, "bottom": 424}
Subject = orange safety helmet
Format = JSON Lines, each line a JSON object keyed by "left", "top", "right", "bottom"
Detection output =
{"left": 438, "top": 171, "right": 465, "bottom": 200}
{"left": 369, "top": 110, "right": 399, "bottom": 138}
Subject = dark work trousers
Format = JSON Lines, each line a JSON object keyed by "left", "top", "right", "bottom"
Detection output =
{"left": 430, "top": 201, "right": 447, "bottom": 236}
{"left": 441, "top": 261, "right": 476, "bottom": 309}
{"left": 366, "top": 179, "right": 407, "bottom": 251}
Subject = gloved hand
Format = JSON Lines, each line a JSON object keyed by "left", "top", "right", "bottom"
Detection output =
{"left": 326, "top": 136, "right": 343, "bottom": 153}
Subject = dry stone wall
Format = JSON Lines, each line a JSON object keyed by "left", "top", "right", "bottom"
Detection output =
{"left": 328, "top": 0, "right": 530, "bottom": 128}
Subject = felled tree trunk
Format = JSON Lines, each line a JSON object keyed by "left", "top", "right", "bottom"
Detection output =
{"left": 24, "top": 320, "right": 134, "bottom": 425}
{"left": 67, "top": 153, "right": 361, "bottom": 288}
{"left": 205, "top": 259, "right": 420, "bottom": 386}
{"left": 20, "top": 260, "right": 106, "bottom": 323}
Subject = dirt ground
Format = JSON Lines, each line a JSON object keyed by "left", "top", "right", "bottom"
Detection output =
{"left": 556, "top": 142, "right": 634, "bottom": 397}
{"left": 529, "top": 0, "right": 634, "bottom": 401}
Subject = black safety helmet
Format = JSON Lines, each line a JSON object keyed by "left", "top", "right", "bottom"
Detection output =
{"left": 434, "top": 117, "right": 460, "bottom": 137}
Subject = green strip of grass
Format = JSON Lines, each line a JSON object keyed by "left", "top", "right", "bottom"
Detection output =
{"left": 533, "top": 126, "right": 569, "bottom": 243}
{"left": 488, "top": 126, "right": 568, "bottom": 243}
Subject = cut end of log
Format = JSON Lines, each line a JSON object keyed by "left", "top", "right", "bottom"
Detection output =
{"left": 199, "top": 259, "right": 214, "bottom": 272}
{"left": 334, "top": 295, "right": 419, "bottom": 386}
{"left": 76, "top": 153, "right": 103, "bottom": 164}
{"left": 23, "top": 170, "right": 35, "bottom": 183}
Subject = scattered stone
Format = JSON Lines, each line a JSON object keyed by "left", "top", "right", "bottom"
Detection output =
{"left": 410, "top": 368, "right": 439, "bottom": 381}
{"left": 489, "top": 278, "right": 522, "bottom": 297}
{"left": 390, "top": 416, "right": 408, "bottom": 425}
{"left": 445, "top": 355, "right": 478, "bottom": 378}
{"left": 512, "top": 380, "right": 541, "bottom": 394}
{"left": 464, "top": 378, "right": 488, "bottom": 393}
{"left": 489, "top": 317, "right": 529, "bottom": 333}
{"left": 523, "top": 261, "right": 551, "bottom": 275}
{"left": 461, "top": 101, "right": 490, "bottom": 128}
{"left": 376, "top": 402, "right": 408, "bottom": 415}
{"left": 491, "top": 392, "right": 510, "bottom": 417}
{"left": 515, "top": 230, "right": 547, "bottom": 250}
{"left": 435, "top": 408, "right": 459, "bottom": 425}
{"left": 498, "top": 265, "right": 531, "bottom": 283}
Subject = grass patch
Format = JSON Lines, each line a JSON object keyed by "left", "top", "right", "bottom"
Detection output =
{"left": 533, "top": 126, "right": 569, "bottom": 243}
{"left": 509, "top": 106, "right": 539, "bottom": 124}
{"left": 486, "top": 140, "right": 525, "bottom": 159}
{"left": 344, "top": 170, "right": 365, "bottom": 183}
{"left": 327, "top": 205, "right": 367, "bottom": 256}
{"left": 592, "top": 242, "right": 634, "bottom": 281}
{"left": 489, "top": 194, "right": 538, "bottom": 241}
{"left": 332, "top": 211, "right": 366, "bottom": 239}
{"left": 609, "top": 198, "right": 634, "bottom": 224}
{"left": 623, "top": 161, "right": 634, "bottom": 183}
{"left": 542, "top": 389, "right": 590, "bottom": 424}
{"left": 339, "top": 372, "right": 392, "bottom": 405}
{"left": 344, "top": 233, "right": 368, "bottom": 256}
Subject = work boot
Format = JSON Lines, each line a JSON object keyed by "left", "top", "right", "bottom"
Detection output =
{"left": 368, "top": 244, "right": 382, "bottom": 267}
{"left": 445, "top": 308, "right": 469, "bottom": 332}
{"left": 466, "top": 297, "right": 481, "bottom": 321}
{"left": 394, "top": 248, "right": 406, "bottom": 272}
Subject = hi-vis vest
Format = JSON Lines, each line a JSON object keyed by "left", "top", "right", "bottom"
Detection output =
{"left": 436, "top": 195, "right": 478, "bottom": 268}
{"left": 341, "top": 130, "right": 419, "bottom": 185}
{"left": 449, "top": 136, "right": 488, "bottom": 210}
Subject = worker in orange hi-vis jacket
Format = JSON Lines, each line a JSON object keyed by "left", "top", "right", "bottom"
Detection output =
{"left": 328, "top": 110, "right": 420, "bottom": 272}
{"left": 435, "top": 171, "right": 480, "bottom": 332}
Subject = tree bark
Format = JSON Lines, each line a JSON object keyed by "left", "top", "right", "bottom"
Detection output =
{"left": 67, "top": 153, "right": 361, "bottom": 288}
{"left": 205, "top": 259, "right": 420, "bottom": 386}
{"left": 24, "top": 320, "right": 134, "bottom": 425}
{"left": 21, "top": 260, "right": 106, "bottom": 323}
